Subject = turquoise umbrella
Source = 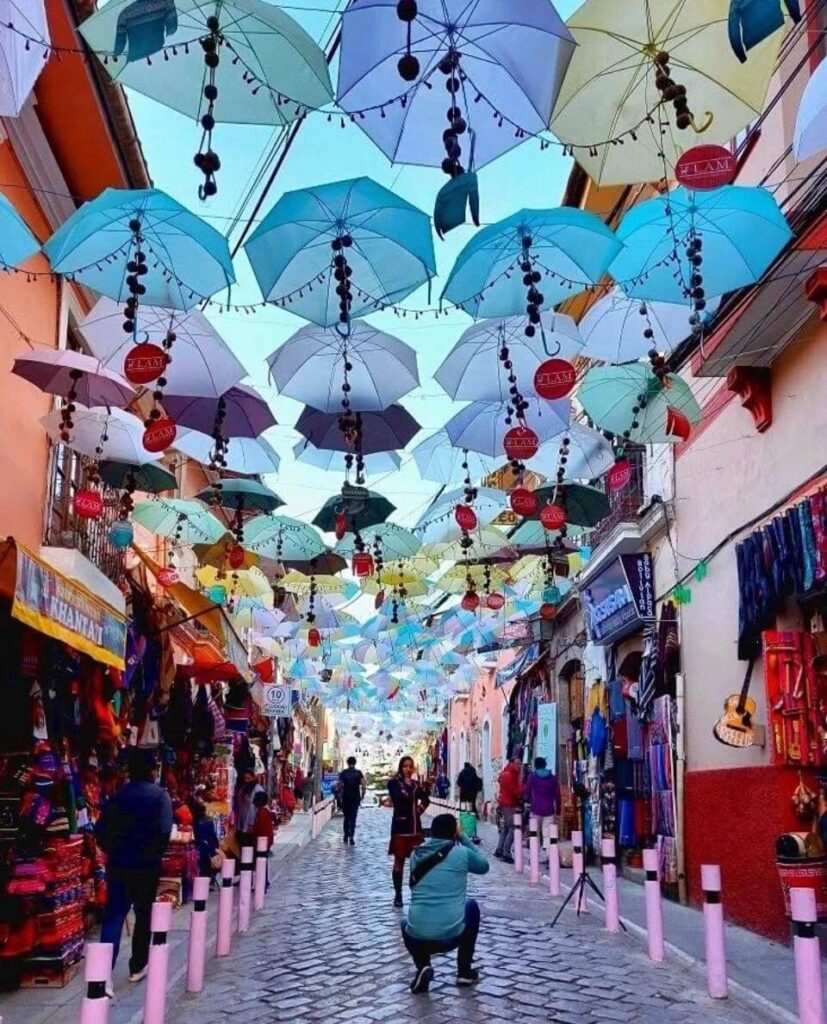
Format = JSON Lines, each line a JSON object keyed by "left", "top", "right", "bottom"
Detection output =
{"left": 244, "top": 514, "right": 327, "bottom": 562}
{"left": 334, "top": 523, "right": 422, "bottom": 560}
{"left": 0, "top": 193, "right": 40, "bottom": 268}
{"left": 132, "top": 498, "right": 225, "bottom": 543}
{"left": 98, "top": 461, "right": 177, "bottom": 494}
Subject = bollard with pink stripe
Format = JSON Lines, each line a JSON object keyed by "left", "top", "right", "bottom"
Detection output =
{"left": 601, "top": 837, "right": 620, "bottom": 933}
{"left": 186, "top": 876, "right": 210, "bottom": 994}
{"left": 143, "top": 901, "right": 173, "bottom": 1024}
{"left": 642, "top": 848, "right": 665, "bottom": 962}
{"left": 528, "top": 815, "right": 540, "bottom": 885}
{"left": 79, "top": 942, "right": 112, "bottom": 1024}
{"left": 791, "top": 887, "right": 826, "bottom": 1024}
{"left": 238, "top": 845, "right": 254, "bottom": 933}
{"left": 701, "top": 865, "right": 727, "bottom": 999}
{"left": 513, "top": 815, "right": 524, "bottom": 874}
{"left": 216, "top": 856, "right": 235, "bottom": 957}
{"left": 547, "top": 821, "right": 561, "bottom": 897}
{"left": 254, "top": 836, "right": 268, "bottom": 912}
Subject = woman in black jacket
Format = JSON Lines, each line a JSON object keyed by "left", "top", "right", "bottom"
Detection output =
{"left": 388, "top": 755, "right": 430, "bottom": 908}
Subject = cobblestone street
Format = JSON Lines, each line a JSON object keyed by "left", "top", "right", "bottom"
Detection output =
{"left": 160, "top": 811, "right": 770, "bottom": 1024}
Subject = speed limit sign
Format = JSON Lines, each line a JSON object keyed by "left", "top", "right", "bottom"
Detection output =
{"left": 262, "top": 683, "right": 291, "bottom": 718}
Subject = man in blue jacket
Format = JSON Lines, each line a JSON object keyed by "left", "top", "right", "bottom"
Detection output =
{"left": 400, "top": 812, "right": 489, "bottom": 994}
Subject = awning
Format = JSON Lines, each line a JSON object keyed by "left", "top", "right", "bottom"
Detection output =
{"left": 495, "top": 642, "right": 541, "bottom": 689}
{"left": 0, "top": 539, "right": 127, "bottom": 669}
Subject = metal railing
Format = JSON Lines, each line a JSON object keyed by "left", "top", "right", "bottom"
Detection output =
{"left": 587, "top": 447, "right": 646, "bottom": 550}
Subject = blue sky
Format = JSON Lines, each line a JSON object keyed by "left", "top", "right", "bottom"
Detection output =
{"left": 124, "top": 0, "right": 582, "bottom": 528}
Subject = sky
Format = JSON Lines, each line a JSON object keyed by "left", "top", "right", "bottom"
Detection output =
{"left": 121, "top": 0, "right": 583, "bottom": 530}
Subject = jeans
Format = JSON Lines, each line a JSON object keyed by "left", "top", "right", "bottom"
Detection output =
{"left": 401, "top": 899, "right": 480, "bottom": 973}
{"left": 342, "top": 800, "right": 360, "bottom": 839}
{"left": 100, "top": 868, "right": 160, "bottom": 972}
{"left": 495, "top": 806, "right": 517, "bottom": 857}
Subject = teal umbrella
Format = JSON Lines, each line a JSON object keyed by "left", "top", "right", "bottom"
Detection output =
{"left": 99, "top": 461, "right": 177, "bottom": 494}
{"left": 578, "top": 364, "right": 702, "bottom": 444}
{"left": 334, "top": 523, "right": 421, "bottom": 560}
{"left": 0, "top": 193, "right": 40, "bottom": 268}
{"left": 195, "top": 479, "right": 283, "bottom": 514}
{"left": 531, "top": 483, "right": 610, "bottom": 528}
{"left": 244, "top": 515, "right": 327, "bottom": 562}
{"left": 132, "top": 498, "right": 225, "bottom": 543}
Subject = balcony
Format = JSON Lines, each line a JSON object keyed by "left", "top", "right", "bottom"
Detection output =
{"left": 587, "top": 447, "right": 646, "bottom": 550}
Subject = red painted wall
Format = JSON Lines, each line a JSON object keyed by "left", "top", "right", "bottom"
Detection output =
{"left": 685, "top": 766, "right": 819, "bottom": 944}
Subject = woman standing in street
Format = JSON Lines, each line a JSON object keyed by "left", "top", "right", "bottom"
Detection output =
{"left": 388, "top": 756, "right": 430, "bottom": 908}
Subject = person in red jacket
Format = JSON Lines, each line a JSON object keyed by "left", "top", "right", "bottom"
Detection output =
{"left": 251, "top": 792, "right": 275, "bottom": 890}
{"left": 494, "top": 755, "right": 524, "bottom": 864}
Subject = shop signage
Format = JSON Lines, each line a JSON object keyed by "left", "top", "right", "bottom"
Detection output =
{"left": 581, "top": 553, "right": 654, "bottom": 646}
{"left": 11, "top": 544, "right": 126, "bottom": 669}
{"left": 262, "top": 682, "right": 291, "bottom": 718}
{"left": 536, "top": 702, "right": 558, "bottom": 770}
{"left": 674, "top": 144, "right": 737, "bottom": 191}
{"left": 495, "top": 641, "right": 539, "bottom": 689}
{"left": 533, "top": 358, "right": 576, "bottom": 399}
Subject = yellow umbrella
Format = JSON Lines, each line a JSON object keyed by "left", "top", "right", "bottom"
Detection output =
{"left": 423, "top": 526, "right": 514, "bottom": 563}
{"left": 280, "top": 570, "right": 347, "bottom": 595}
{"left": 432, "top": 563, "right": 512, "bottom": 595}
{"left": 195, "top": 565, "right": 273, "bottom": 605}
{"left": 550, "top": 0, "right": 788, "bottom": 185}
{"left": 193, "top": 534, "right": 260, "bottom": 571}
{"left": 361, "top": 567, "right": 430, "bottom": 598}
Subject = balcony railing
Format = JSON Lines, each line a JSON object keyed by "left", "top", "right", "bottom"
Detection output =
{"left": 587, "top": 447, "right": 646, "bottom": 550}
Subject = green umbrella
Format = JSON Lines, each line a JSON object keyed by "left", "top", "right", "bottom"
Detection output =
{"left": 132, "top": 498, "right": 225, "bottom": 543}
{"left": 196, "top": 479, "right": 283, "bottom": 513}
{"left": 334, "top": 523, "right": 421, "bottom": 561}
{"left": 99, "top": 461, "right": 177, "bottom": 494}
{"left": 577, "top": 364, "right": 702, "bottom": 444}
{"left": 313, "top": 488, "right": 396, "bottom": 534}
{"left": 533, "top": 484, "right": 610, "bottom": 529}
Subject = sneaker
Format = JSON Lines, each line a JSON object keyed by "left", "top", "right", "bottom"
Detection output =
{"left": 128, "top": 966, "right": 149, "bottom": 983}
{"left": 501, "top": 855, "right": 514, "bottom": 865}
{"left": 456, "top": 968, "right": 480, "bottom": 987}
{"left": 410, "top": 965, "right": 434, "bottom": 994}
{"left": 493, "top": 851, "right": 504, "bottom": 859}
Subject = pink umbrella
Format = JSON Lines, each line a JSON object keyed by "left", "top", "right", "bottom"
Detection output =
{"left": 12, "top": 349, "right": 136, "bottom": 407}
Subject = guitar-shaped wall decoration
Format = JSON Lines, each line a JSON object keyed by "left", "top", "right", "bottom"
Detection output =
{"left": 714, "top": 660, "right": 757, "bottom": 748}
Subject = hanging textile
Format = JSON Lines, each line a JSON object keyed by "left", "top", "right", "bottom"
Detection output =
{"left": 636, "top": 626, "right": 659, "bottom": 723}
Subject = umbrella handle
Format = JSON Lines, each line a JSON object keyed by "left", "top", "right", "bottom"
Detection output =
{"left": 690, "top": 111, "right": 714, "bottom": 134}
{"left": 334, "top": 320, "right": 352, "bottom": 339}
{"left": 540, "top": 323, "right": 560, "bottom": 358}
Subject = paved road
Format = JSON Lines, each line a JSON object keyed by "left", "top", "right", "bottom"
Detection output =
{"left": 164, "top": 809, "right": 769, "bottom": 1024}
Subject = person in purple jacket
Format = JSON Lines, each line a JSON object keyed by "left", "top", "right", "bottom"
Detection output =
{"left": 524, "top": 757, "right": 561, "bottom": 851}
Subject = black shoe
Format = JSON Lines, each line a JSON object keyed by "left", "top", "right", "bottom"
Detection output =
{"left": 410, "top": 965, "right": 434, "bottom": 994}
{"left": 343, "top": 835, "right": 349, "bottom": 843}
{"left": 456, "top": 968, "right": 480, "bottom": 987}
{"left": 393, "top": 894, "right": 404, "bottom": 908}
{"left": 501, "top": 855, "right": 514, "bottom": 865}
{"left": 349, "top": 837, "right": 355, "bottom": 846}
{"left": 493, "top": 851, "right": 503, "bottom": 859}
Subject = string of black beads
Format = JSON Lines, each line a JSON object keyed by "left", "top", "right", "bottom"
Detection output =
{"left": 306, "top": 575, "right": 317, "bottom": 625}
{"left": 59, "top": 368, "right": 82, "bottom": 442}
{"left": 653, "top": 50, "right": 691, "bottom": 131}
{"left": 118, "top": 469, "right": 137, "bottom": 523}
{"left": 520, "top": 233, "right": 544, "bottom": 339}
{"left": 209, "top": 396, "right": 228, "bottom": 499}
{"left": 685, "top": 231, "right": 705, "bottom": 337}
{"left": 372, "top": 535, "right": 384, "bottom": 580}
{"left": 396, "top": 0, "right": 419, "bottom": 80}
{"left": 332, "top": 232, "right": 354, "bottom": 326}
{"left": 122, "top": 219, "right": 147, "bottom": 342}
{"left": 440, "top": 48, "right": 466, "bottom": 179}
{"left": 232, "top": 498, "right": 244, "bottom": 546}
{"left": 195, "top": 15, "right": 221, "bottom": 199}
{"left": 554, "top": 435, "right": 571, "bottom": 498}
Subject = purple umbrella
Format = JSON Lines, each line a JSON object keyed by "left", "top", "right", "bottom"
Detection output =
{"left": 163, "top": 384, "right": 275, "bottom": 439}
{"left": 294, "top": 404, "right": 420, "bottom": 454}
{"left": 12, "top": 349, "right": 136, "bottom": 407}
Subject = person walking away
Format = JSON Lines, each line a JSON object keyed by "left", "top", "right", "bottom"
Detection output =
{"left": 338, "top": 755, "right": 366, "bottom": 845}
{"left": 493, "top": 754, "right": 523, "bottom": 864}
{"left": 524, "top": 756, "right": 561, "bottom": 853}
{"left": 251, "top": 791, "right": 275, "bottom": 890}
{"left": 388, "top": 756, "right": 430, "bottom": 908}
{"left": 434, "top": 771, "right": 450, "bottom": 799}
{"left": 95, "top": 749, "right": 173, "bottom": 988}
{"left": 191, "top": 799, "right": 221, "bottom": 885}
{"left": 456, "top": 762, "right": 483, "bottom": 843}
{"left": 233, "top": 768, "right": 265, "bottom": 860}
{"left": 400, "top": 812, "right": 489, "bottom": 994}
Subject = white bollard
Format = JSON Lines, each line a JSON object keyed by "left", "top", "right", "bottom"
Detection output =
{"left": 142, "top": 902, "right": 172, "bottom": 1024}
{"left": 701, "top": 865, "right": 727, "bottom": 999}
{"left": 602, "top": 837, "right": 620, "bottom": 933}
{"left": 254, "top": 836, "right": 268, "bottom": 911}
{"left": 238, "top": 846, "right": 254, "bottom": 933}
{"left": 79, "top": 942, "right": 112, "bottom": 1024}
{"left": 528, "top": 816, "right": 540, "bottom": 885}
{"left": 186, "top": 876, "right": 210, "bottom": 994}
{"left": 571, "top": 830, "right": 588, "bottom": 913}
{"left": 547, "top": 821, "right": 561, "bottom": 897}
{"left": 513, "top": 814, "right": 524, "bottom": 874}
{"left": 791, "top": 887, "right": 826, "bottom": 1024}
{"left": 643, "top": 848, "right": 665, "bottom": 962}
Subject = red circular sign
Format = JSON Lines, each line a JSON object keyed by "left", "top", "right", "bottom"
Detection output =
{"left": 503, "top": 425, "right": 539, "bottom": 461}
{"left": 143, "top": 417, "right": 177, "bottom": 453}
{"left": 674, "top": 145, "right": 737, "bottom": 191}
{"left": 454, "top": 504, "right": 478, "bottom": 531}
{"left": 607, "top": 459, "right": 633, "bottom": 493}
{"left": 540, "top": 602, "right": 557, "bottom": 621}
{"left": 228, "top": 544, "right": 245, "bottom": 570}
{"left": 157, "top": 567, "right": 179, "bottom": 588}
{"left": 461, "top": 590, "right": 480, "bottom": 612}
{"left": 510, "top": 487, "right": 538, "bottom": 517}
{"left": 540, "top": 503, "right": 566, "bottom": 530}
{"left": 352, "top": 552, "right": 374, "bottom": 578}
{"left": 533, "top": 358, "right": 576, "bottom": 400}
{"left": 123, "top": 343, "right": 168, "bottom": 385}
{"left": 73, "top": 489, "right": 103, "bottom": 519}
{"left": 486, "top": 593, "right": 505, "bottom": 611}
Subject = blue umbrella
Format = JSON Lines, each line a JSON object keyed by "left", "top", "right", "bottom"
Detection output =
{"left": 411, "top": 430, "right": 494, "bottom": 485}
{"left": 244, "top": 177, "right": 435, "bottom": 326}
{"left": 442, "top": 207, "right": 623, "bottom": 318}
{"left": 609, "top": 185, "right": 793, "bottom": 304}
{"left": 0, "top": 193, "right": 40, "bottom": 267}
{"left": 293, "top": 441, "right": 401, "bottom": 475}
{"left": 443, "top": 397, "right": 570, "bottom": 458}
{"left": 43, "top": 188, "right": 234, "bottom": 309}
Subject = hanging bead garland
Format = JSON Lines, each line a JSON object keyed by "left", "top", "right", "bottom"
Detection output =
{"left": 59, "top": 368, "right": 82, "bottom": 442}
{"left": 520, "top": 233, "right": 544, "bottom": 339}
{"left": 395, "top": 0, "right": 419, "bottom": 81}
{"left": 652, "top": 50, "right": 713, "bottom": 134}
{"left": 194, "top": 15, "right": 222, "bottom": 200}
{"left": 498, "top": 322, "right": 530, "bottom": 483}
{"left": 684, "top": 230, "right": 706, "bottom": 336}
{"left": 208, "top": 395, "right": 229, "bottom": 500}
{"left": 306, "top": 574, "right": 318, "bottom": 626}
{"left": 439, "top": 48, "right": 467, "bottom": 181}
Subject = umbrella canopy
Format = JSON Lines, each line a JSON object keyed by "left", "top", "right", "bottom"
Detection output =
{"left": 335, "top": 523, "right": 422, "bottom": 561}
{"left": 295, "top": 405, "right": 420, "bottom": 454}
{"left": 293, "top": 441, "right": 400, "bottom": 475}
{"left": 196, "top": 565, "right": 273, "bottom": 603}
{"left": 795, "top": 56, "right": 827, "bottom": 163}
{"left": 424, "top": 526, "right": 517, "bottom": 562}
{"left": 0, "top": 2, "right": 49, "bottom": 117}
{"left": 336, "top": 0, "right": 575, "bottom": 171}
{"left": 164, "top": 384, "right": 276, "bottom": 439}
{"left": 532, "top": 483, "right": 611, "bottom": 528}
{"left": 610, "top": 185, "right": 792, "bottom": 303}
{"left": 43, "top": 188, "right": 234, "bottom": 309}
{"left": 176, "top": 430, "right": 280, "bottom": 475}
{"left": 244, "top": 177, "right": 436, "bottom": 324}
{"left": 195, "top": 479, "right": 283, "bottom": 514}
{"left": 0, "top": 192, "right": 40, "bottom": 267}
{"left": 245, "top": 515, "right": 327, "bottom": 562}
{"left": 12, "top": 349, "right": 136, "bottom": 407}
{"left": 232, "top": 605, "right": 286, "bottom": 633}
{"left": 442, "top": 207, "right": 622, "bottom": 317}
{"left": 549, "top": 0, "right": 788, "bottom": 186}
{"left": 443, "top": 397, "right": 570, "bottom": 458}
{"left": 77, "top": 297, "right": 246, "bottom": 398}
{"left": 193, "top": 535, "right": 260, "bottom": 571}
{"left": 578, "top": 287, "right": 721, "bottom": 362}
{"left": 98, "top": 461, "right": 177, "bottom": 494}
{"left": 280, "top": 552, "right": 348, "bottom": 577}
{"left": 532, "top": 423, "right": 614, "bottom": 482}
{"left": 132, "top": 498, "right": 226, "bottom": 544}
{"left": 313, "top": 489, "right": 396, "bottom": 534}
{"left": 435, "top": 312, "right": 583, "bottom": 402}
{"left": 268, "top": 320, "right": 418, "bottom": 413}
{"left": 433, "top": 563, "right": 512, "bottom": 595}
{"left": 578, "top": 364, "right": 702, "bottom": 444}
{"left": 280, "top": 571, "right": 347, "bottom": 596}
{"left": 41, "top": 406, "right": 162, "bottom": 465}
{"left": 411, "top": 431, "right": 495, "bottom": 486}
{"left": 361, "top": 568, "right": 429, "bottom": 597}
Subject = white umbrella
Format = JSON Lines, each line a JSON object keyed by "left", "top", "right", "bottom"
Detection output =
{"left": 41, "top": 405, "right": 162, "bottom": 464}
{"left": 444, "top": 397, "right": 571, "bottom": 458}
{"left": 77, "top": 296, "right": 246, "bottom": 398}
{"left": 410, "top": 430, "right": 495, "bottom": 486}
{"left": 415, "top": 487, "right": 509, "bottom": 538}
{"left": 531, "top": 422, "right": 615, "bottom": 481}
{"left": 292, "top": 440, "right": 400, "bottom": 475}
{"left": 175, "top": 429, "right": 281, "bottom": 475}
{"left": 0, "top": 2, "right": 49, "bottom": 116}
{"left": 795, "top": 56, "right": 827, "bottom": 163}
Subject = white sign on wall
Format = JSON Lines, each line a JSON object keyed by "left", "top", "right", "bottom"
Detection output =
{"left": 262, "top": 683, "right": 291, "bottom": 718}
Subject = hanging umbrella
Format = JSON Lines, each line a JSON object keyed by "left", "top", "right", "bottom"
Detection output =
{"left": 795, "top": 57, "right": 827, "bottom": 163}
{"left": 0, "top": 2, "right": 49, "bottom": 117}
{"left": 12, "top": 349, "right": 136, "bottom": 407}
{"left": 268, "top": 320, "right": 419, "bottom": 412}
{"left": 132, "top": 497, "right": 226, "bottom": 543}
{"left": 411, "top": 431, "right": 494, "bottom": 486}
{"left": 280, "top": 571, "right": 347, "bottom": 596}
{"left": 432, "top": 564, "right": 512, "bottom": 595}
{"left": 578, "top": 364, "right": 702, "bottom": 444}
{"left": 578, "top": 287, "right": 721, "bottom": 362}
{"left": 195, "top": 479, "right": 283, "bottom": 514}
{"left": 313, "top": 489, "right": 396, "bottom": 533}
{"left": 43, "top": 188, "right": 235, "bottom": 308}
{"left": 77, "top": 297, "right": 245, "bottom": 398}
{"left": 442, "top": 207, "right": 622, "bottom": 318}
{"left": 361, "top": 568, "right": 429, "bottom": 598}
{"left": 244, "top": 514, "right": 328, "bottom": 562}
{"left": 531, "top": 483, "right": 611, "bottom": 528}
{"left": 532, "top": 423, "right": 615, "bottom": 482}
{"left": 244, "top": 177, "right": 436, "bottom": 325}
{"left": 0, "top": 192, "right": 40, "bottom": 267}
{"left": 435, "top": 312, "right": 583, "bottom": 402}
{"left": 424, "top": 526, "right": 517, "bottom": 562}
{"left": 610, "top": 185, "right": 792, "bottom": 304}
{"left": 295, "top": 405, "right": 420, "bottom": 454}
{"left": 41, "top": 406, "right": 162, "bottom": 465}
{"left": 443, "top": 397, "right": 570, "bottom": 457}
{"left": 279, "top": 552, "right": 348, "bottom": 577}
{"left": 193, "top": 535, "right": 260, "bottom": 571}
{"left": 98, "top": 461, "right": 177, "bottom": 494}
{"left": 79, "top": 0, "right": 332, "bottom": 199}
{"left": 177, "top": 430, "right": 280, "bottom": 475}
{"left": 164, "top": 384, "right": 276, "bottom": 439}
{"left": 196, "top": 565, "right": 273, "bottom": 603}
{"left": 335, "top": 523, "right": 421, "bottom": 561}
{"left": 549, "top": 0, "right": 789, "bottom": 186}
{"left": 414, "top": 486, "right": 509, "bottom": 535}
{"left": 231, "top": 604, "right": 285, "bottom": 633}
{"left": 293, "top": 441, "right": 400, "bottom": 475}
{"left": 507, "top": 518, "right": 573, "bottom": 553}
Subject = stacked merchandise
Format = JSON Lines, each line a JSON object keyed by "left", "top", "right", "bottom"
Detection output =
{"left": 24, "top": 837, "right": 85, "bottom": 987}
